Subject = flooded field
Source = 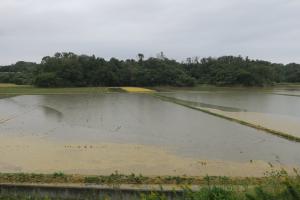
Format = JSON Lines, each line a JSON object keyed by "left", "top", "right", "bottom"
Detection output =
{"left": 0, "top": 89, "right": 300, "bottom": 176}
{"left": 161, "top": 87, "right": 300, "bottom": 117}
{"left": 161, "top": 86, "right": 300, "bottom": 139}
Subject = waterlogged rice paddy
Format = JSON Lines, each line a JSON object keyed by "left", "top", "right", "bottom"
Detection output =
{"left": 0, "top": 88, "right": 300, "bottom": 176}
{"left": 160, "top": 87, "right": 300, "bottom": 140}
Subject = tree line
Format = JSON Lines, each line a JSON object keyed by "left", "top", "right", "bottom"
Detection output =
{"left": 0, "top": 52, "right": 299, "bottom": 87}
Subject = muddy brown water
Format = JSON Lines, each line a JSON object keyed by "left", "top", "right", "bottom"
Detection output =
{"left": 162, "top": 87, "right": 300, "bottom": 117}
{"left": 0, "top": 92, "right": 299, "bottom": 169}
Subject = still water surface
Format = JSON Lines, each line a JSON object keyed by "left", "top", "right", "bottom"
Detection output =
{"left": 162, "top": 90, "right": 300, "bottom": 117}
{"left": 0, "top": 93, "right": 299, "bottom": 165}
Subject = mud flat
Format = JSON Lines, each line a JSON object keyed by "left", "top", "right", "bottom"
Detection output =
{"left": 0, "top": 136, "right": 298, "bottom": 177}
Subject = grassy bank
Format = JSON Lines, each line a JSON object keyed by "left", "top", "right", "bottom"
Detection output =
{"left": 0, "top": 84, "right": 111, "bottom": 95}
{"left": 1, "top": 83, "right": 299, "bottom": 95}
{"left": 0, "top": 170, "right": 299, "bottom": 199}
{"left": 0, "top": 84, "right": 158, "bottom": 95}
{"left": 0, "top": 172, "right": 263, "bottom": 186}
{"left": 153, "top": 84, "right": 300, "bottom": 94}
{"left": 140, "top": 170, "right": 300, "bottom": 200}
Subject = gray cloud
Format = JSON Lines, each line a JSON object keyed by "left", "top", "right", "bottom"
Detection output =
{"left": 0, "top": 0, "right": 299, "bottom": 64}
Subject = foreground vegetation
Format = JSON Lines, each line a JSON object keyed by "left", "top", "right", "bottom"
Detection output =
{"left": 0, "top": 171, "right": 261, "bottom": 186}
{"left": 0, "top": 170, "right": 299, "bottom": 199}
{"left": 1, "top": 53, "right": 300, "bottom": 87}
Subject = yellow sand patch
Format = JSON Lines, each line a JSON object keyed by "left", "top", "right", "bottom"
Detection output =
{"left": 121, "top": 87, "right": 155, "bottom": 93}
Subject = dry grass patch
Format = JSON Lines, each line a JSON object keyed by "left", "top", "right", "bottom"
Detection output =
{"left": 0, "top": 83, "right": 21, "bottom": 88}
{"left": 121, "top": 87, "right": 155, "bottom": 93}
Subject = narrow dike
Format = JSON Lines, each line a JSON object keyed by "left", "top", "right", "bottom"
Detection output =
{"left": 151, "top": 94, "right": 300, "bottom": 143}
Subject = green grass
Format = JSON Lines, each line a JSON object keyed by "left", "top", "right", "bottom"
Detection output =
{"left": 0, "top": 85, "right": 159, "bottom": 95}
{"left": 0, "top": 172, "right": 258, "bottom": 186}
{"left": 153, "top": 83, "right": 300, "bottom": 93}
{"left": 0, "top": 170, "right": 299, "bottom": 200}
{"left": 0, "top": 85, "right": 121, "bottom": 95}
{"left": 1, "top": 84, "right": 299, "bottom": 95}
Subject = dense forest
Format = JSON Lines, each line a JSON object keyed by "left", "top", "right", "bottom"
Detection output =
{"left": 0, "top": 52, "right": 300, "bottom": 87}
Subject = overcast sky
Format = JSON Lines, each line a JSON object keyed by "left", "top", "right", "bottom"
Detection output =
{"left": 0, "top": 0, "right": 300, "bottom": 65}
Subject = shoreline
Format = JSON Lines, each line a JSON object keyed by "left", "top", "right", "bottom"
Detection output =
{"left": 0, "top": 136, "right": 298, "bottom": 178}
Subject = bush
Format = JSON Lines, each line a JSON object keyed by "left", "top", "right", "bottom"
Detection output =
{"left": 34, "top": 73, "right": 59, "bottom": 87}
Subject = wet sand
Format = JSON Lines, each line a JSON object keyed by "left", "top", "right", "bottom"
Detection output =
{"left": 201, "top": 108, "right": 300, "bottom": 139}
{"left": 0, "top": 136, "right": 298, "bottom": 177}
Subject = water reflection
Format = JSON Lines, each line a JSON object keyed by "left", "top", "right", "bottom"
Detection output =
{"left": 40, "top": 105, "right": 63, "bottom": 122}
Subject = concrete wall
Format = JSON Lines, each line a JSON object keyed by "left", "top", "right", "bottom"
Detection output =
{"left": 0, "top": 183, "right": 184, "bottom": 200}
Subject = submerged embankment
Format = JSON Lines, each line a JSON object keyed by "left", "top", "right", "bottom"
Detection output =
{"left": 153, "top": 94, "right": 300, "bottom": 142}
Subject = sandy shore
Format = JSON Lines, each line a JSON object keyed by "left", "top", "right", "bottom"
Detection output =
{"left": 0, "top": 136, "right": 297, "bottom": 177}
